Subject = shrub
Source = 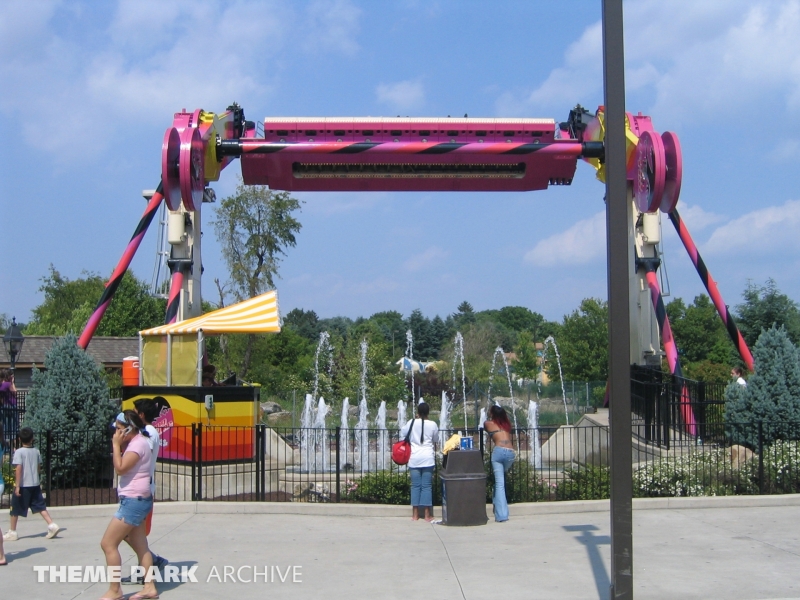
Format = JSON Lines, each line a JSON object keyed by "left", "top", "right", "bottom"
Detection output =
{"left": 343, "top": 470, "right": 410, "bottom": 504}
{"left": 505, "top": 460, "right": 551, "bottom": 502}
{"left": 744, "top": 440, "right": 800, "bottom": 494}
{"left": 555, "top": 465, "right": 610, "bottom": 500}
{"left": 2, "top": 461, "right": 15, "bottom": 488}
{"left": 632, "top": 449, "right": 742, "bottom": 497}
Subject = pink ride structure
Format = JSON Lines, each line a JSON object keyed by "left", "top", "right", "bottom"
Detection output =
{"left": 78, "top": 103, "right": 753, "bottom": 435}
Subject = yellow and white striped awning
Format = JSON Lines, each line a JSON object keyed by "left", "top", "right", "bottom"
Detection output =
{"left": 140, "top": 290, "right": 281, "bottom": 336}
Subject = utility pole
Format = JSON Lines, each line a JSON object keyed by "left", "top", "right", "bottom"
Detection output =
{"left": 603, "top": 0, "right": 634, "bottom": 597}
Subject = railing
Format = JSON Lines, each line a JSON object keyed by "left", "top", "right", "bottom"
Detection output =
{"left": 631, "top": 366, "right": 727, "bottom": 449}
{"left": 3, "top": 420, "right": 799, "bottom": 508}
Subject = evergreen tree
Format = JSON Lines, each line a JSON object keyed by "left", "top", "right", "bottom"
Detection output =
{"left": 408, "top": 309, "right": 434, "bottom": 361}
{"left": 23, "top": 334, "right": 116, "bottom": 484}
{"left": 429, "top": 315, "right": 449, "bottom": 359}
{"left": 725, "top": 326, "right": 800, "bottom": 447}
{"left": 24, "top": 334, "right": 114, "bottom": 431}
{"left": 453, "top": 301, "right": 476, "bottom": 328}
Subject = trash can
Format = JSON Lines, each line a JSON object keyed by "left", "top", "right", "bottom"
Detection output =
{"left": 441, "top": 449, "right": 488, "bottom": 526}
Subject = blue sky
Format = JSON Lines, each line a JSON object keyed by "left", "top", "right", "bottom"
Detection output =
{"left": 2, "top": 0, "right": 799, "bottom": 326}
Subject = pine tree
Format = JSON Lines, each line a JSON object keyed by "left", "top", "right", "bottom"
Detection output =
{"left": 23, "top": 334, "right": 116, "bottom": 485}
{"left": 725, "top": 326, "right": 800, "bottom": 447}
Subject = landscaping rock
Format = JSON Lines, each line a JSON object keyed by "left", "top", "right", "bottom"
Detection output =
{"left": 261, "top": 401, "right": 284, "bottom": 415}
{"left": 267, "top": 410, "right": 292, "bottom": 424}
{"left": 729, "top": 444, "right": 755, "bottom": 468}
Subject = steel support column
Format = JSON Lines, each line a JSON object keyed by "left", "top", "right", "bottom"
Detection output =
{"left": 602, "top": 0, "right": 633, "bottom": 598}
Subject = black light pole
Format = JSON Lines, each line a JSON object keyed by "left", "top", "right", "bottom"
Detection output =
{"left": 3, "top": 317, "right": 25, "bottom": 373}
{"left": 602, "top": 1, "right": 634, "bottom": 598}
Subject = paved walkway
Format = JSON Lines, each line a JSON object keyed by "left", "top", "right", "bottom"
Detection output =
{"left": 3, "top": 496, "right": 800, "bottom": 599}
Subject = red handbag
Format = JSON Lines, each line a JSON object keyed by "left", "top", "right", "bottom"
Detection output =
{"left": 392, "top": 418, "right": 415, "bottom": 465}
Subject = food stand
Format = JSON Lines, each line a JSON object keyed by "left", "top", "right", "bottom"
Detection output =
{"left": 122, "top": 291, "right": 280, "bottom": 461}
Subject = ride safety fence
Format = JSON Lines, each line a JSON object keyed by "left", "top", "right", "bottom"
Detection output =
{"left": 2, "top": 419, "right": 799, "bottom": 509}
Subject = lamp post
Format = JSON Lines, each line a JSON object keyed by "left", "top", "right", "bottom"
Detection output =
{"left": 3, "top": 317, "right": 24, "bottom": 372}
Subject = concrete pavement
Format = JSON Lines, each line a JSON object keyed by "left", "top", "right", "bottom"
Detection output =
{"left": 2, "top": 496, "right": 800, "bottom": 599}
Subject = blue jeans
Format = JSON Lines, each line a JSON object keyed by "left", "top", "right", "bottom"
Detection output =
{"left": 410, "top": 466, "right": 434, "bottom": 507}
{"left": 491, "top": 447, "right": 515, "bottom": 522}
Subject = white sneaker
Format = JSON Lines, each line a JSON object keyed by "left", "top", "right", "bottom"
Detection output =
{"left": 3, "top": 530, "right": 17, "bottom": 541}
{"left": 46, "top": 523, "right": 60, "bottom": 539}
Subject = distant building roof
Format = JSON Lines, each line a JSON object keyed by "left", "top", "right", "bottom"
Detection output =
{"left": 0, "top": 336, "right": 138, "bottom": 369}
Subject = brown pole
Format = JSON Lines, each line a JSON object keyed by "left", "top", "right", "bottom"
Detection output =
{"left": 602, "top": 0, "right": 633, "bottom": 598}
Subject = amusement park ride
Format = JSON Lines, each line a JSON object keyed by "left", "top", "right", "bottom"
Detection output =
{"left": 75, "top": 103, "right": 754, "bottom": 447}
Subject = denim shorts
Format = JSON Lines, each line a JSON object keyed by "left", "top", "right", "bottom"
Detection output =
{"left": 114, "top": 496, "right": 153, "bottom": 526}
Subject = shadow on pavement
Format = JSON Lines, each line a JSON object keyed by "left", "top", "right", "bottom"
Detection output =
{"left": 563, "top": 524, "right": 610, "bottom": 600}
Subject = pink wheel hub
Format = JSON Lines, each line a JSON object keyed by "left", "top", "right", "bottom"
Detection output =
{"left": 161, "top": 127, "right": 181, "bottom": 211}
{"left": 179, "top": 127, "right": 204, "bottom": 211}
{"left": 660, "top": 131, "right": 682, "bottom": 213}
{"left": 634, "top": 130, "right": 666, "bottom": 213}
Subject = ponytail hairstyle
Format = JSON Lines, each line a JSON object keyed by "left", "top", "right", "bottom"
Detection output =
{"left": 416, "top": 401, "right": 430, "bottom": 439}
{"left": 417, "top": 402, "right": 430, "bottom": 420}
{"left": 115, "top": 409, "right": 150, "bottom": 437}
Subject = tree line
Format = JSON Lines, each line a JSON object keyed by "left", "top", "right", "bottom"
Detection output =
{"left": 3, "top": 182, "right": 799, "bottom": 404}
{"left": 6, "top": 265, "right": 799, "bottom": 401}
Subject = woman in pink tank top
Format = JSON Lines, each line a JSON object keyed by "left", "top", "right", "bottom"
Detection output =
{"left": 98, "top": 410, "right": 159, "bottom": 600}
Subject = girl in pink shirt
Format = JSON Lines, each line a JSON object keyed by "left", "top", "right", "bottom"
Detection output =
{"left": 99, "top": 410, "right": 158, "bottom": 600}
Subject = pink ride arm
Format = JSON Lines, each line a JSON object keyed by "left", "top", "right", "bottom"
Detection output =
{"left": 668, "top": 209, "right": 754, "bottom": 371}
{"left": 78, "top": 183, "right": 164, "bottom": 349}
{"left": 642, "top": 262, "right": 697, "bottom": 437}
{"left": 164, "top": 270, "right": 185, "bottom": 324}
{"left": 643, "top": 268, "right": 680, "bottom": 375}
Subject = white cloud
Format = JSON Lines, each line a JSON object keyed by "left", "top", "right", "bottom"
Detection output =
{"left": 303, "top": 0, "right": 362, "bottom": 56}
{"left": 403, "top": 247, "right": 449, "bottom": 272}
{"left": 376, "top": 80, "right": 425, "bottom": 112}
{"left": 0, "top": 0, "right": 360, "bottom": 161}
{"left": 496, "top": 1, "right": 800, "bottom": 124}
{"left": 768, "top": 139, "right": 800, "bottom": 162}
{"left": 524, "top": 211, "right": 606, "bottom": 267}
{"left": 672, "top": 202, "right": 726, "bottom": 230}
{"left": 495, "top": 23, "right": 602, "bottom": 116}
{"left": 703, "top": 199, "right": 800, "bottom": 256}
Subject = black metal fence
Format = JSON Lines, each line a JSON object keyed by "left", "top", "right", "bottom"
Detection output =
{"left": 631, "top": 366, "right": 727, "bottom": 449}
{"left": 3, "top": 420, "right": 799, "bottom": 508}
{"left": 1, "top": 390, "right": 25, "bottom": 453}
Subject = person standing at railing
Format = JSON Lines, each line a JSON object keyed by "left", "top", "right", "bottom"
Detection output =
{"left": 119, "top": 398, "right": 169, "bottom": 586}
{"left": 731, "top": 366, "right": 747, "bottom": 386}
{"left": 0, "top": 369, "right": 18, "bottom": 453}
{"left": 3, "top": 427, "right": 61, "bottom": 542}
{"left": 484, "top": 404, "right": 515, "bottom": 523}
{"left": 99, "top": 410, "right": 158, "bottom": 600}
{"left": 399, "top": 401, "right": 439, "bottom": 522}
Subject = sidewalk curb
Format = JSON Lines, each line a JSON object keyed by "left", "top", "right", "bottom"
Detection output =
{"left": 44, "top": 493, "right": 800, "bottom": 519}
